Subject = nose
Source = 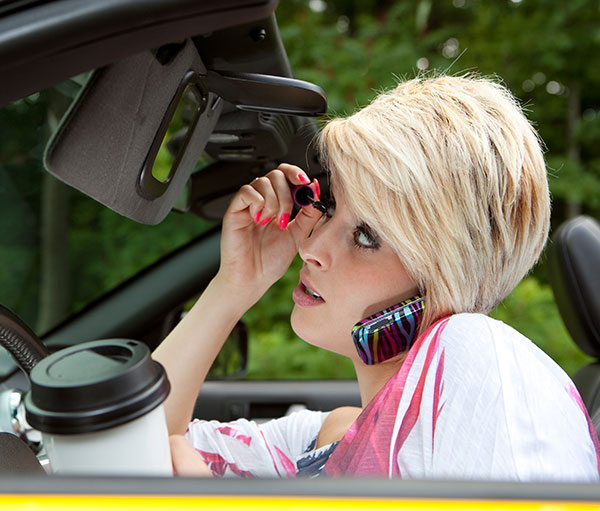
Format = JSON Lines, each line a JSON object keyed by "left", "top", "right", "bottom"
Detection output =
{"left": 298, "top": 218, "right": 332, "bottom": 270}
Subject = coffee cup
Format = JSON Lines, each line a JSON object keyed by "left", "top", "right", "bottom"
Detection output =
{"left": 24, "top": 339, "right": 172, "bottom": 475}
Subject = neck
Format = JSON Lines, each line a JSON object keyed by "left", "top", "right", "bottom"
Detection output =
{"left": 352, "top": 353, "right": 407, "bottom": 407}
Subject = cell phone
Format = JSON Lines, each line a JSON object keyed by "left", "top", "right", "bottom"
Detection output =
{"left": 351, "top": 296, "right": 425, "bottom": 365}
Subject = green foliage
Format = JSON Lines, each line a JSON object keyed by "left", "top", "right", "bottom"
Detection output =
{"left": 277, "top": 0, "right": 451, "bottom": 115}
{"left": 246, "top": 323, "right": 356, "bottom": 379}
{"left": 491, "top": 277, "right": 593, "bottom": 377}
{"left": 67, "top": 194, "right": 214, "bottom": 314}
{"left": 243, "top": 256, "right": 356, "bottom": 379}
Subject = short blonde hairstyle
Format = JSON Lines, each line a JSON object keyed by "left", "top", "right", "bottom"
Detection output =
{"left": 318, "top": 74, "right": 550, "bottom": 331}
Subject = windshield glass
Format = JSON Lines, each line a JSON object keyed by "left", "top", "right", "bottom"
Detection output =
{"left": 0, "top": 77, "right": 215, "bottom": 337}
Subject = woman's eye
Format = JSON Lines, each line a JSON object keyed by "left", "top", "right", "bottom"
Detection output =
{"left": 353, "top": 226, "right": 381, "bottom": 250}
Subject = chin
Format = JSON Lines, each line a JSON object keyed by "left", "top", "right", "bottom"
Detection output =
{"left": 290, "top": 306, "right": 356, "bottom": 358}
{"left": 290, "top": 305, "right": 312, "bottom": 343}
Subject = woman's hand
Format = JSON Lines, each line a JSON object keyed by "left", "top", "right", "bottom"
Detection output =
{"left": 154, "top": 163, "right": 321, "bottom": 435}
{"left": 216, "top": 163, "right": 323, "bottom": 306}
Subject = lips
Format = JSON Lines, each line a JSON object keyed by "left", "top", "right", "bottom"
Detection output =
{"left": 292, "top": 273, "right": 325, "bottom": 307}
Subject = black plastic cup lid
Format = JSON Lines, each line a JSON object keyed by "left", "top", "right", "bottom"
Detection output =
{"left": 25, "top": 339, "right": 170, "bottom": 435}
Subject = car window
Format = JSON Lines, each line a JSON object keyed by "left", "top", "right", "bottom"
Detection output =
{"left": 0, "top": 77, "right": 215, "bottom": 337}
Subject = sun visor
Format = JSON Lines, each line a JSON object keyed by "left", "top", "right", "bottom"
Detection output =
{"left": 44, "top": 39, "right": 222, "bottom": 225}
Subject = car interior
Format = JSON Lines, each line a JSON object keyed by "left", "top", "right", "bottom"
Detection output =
{"left": 547, "top": 215, "right": 600, "bottom": 431}
{"left": 0, "top": 0, "right": 599, "bottom": 505}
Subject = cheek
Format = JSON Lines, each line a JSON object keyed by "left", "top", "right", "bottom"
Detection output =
{"left": 344, "top": 263, "right": 416, "bottom": 318}
{"left": 343, "top": 268, "right": 391, "bottom": 311}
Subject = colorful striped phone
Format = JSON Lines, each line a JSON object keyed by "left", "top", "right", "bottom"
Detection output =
{"left": 351, "top": 296, "right": 425, "bottom": 365}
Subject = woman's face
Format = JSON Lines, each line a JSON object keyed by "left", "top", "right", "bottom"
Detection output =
{"left": 290, "top": 181, "right": 418, "bottom": 361}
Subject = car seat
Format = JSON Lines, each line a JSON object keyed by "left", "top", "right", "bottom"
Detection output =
{"left": 548, "top": 215, "right": 600, "bottom": 435}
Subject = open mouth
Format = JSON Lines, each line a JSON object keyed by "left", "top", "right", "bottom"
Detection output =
{"left": 293, "top": 276, "right": 326, "bottom": 307}
{"left": 303, "top": 283, "right": 323, "bottom": 301}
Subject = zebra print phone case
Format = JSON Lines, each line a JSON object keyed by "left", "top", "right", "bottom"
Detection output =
{"left": 351, "top": 296, "right": 425, "bottom": 365}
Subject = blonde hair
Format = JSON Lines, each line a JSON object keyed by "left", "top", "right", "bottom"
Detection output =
{"left": 318, "top": 74, "right": 550, "bottom": 331}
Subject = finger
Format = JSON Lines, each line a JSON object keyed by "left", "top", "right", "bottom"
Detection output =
{"left": 312, "top": 177, "right": 321, "bottom": 200}
{"left": 251, "top": 176, "right": 279, "bottom": 226}
{"left": 225, "top": 183, "right": 266, "bottom": 226}
{"left": 264, "top": 169, "right": 294, "bottom": 229}
{"left": 288, "top": 199, "right": 323, "bottom": 245}
{"left": 276, "top": 163, "right": 312, "bottom": 187}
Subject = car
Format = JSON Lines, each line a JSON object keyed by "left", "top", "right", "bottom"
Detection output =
{"left": 0, "top": 0, "right": 599, "bottom": 508}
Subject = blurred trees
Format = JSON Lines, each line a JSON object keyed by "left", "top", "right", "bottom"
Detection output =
{"left": 275, "top": 0, "right": 600, "bottom": 224}
{"left": 0, "top": 85, "right": 213, "bottom": 334}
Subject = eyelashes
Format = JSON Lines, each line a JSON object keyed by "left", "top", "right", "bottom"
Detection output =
{"left": 320, "top": 195, "right": 381, "bottom": 250}
{"left": 321, "top": 195, "right": 336, "bottom": 218}
{"left": 354, "top": 223, "right": 381, "bottom": 250}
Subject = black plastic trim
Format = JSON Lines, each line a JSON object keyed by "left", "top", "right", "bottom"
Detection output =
{"left": 138, "top": 72, "right": 209, "bottom": 200}
{"left": 194, "top": 380, "right": 361, "bottom": 421}
{"left": 0, "top": 0, "right": 276, "bottom": 106}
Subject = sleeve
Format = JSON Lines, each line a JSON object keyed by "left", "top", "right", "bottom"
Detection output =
{"left": 426, "top": 314, "right": 600, "bottom": 482}
{"left": 184, "top": 409, "right": 328, "bottom": 478}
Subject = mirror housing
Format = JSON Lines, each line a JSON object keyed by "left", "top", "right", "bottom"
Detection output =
{"left": 44, "top": 39, "right": 327, "bottom": 225}
{"left": 45, "top": 40, "right": 221, "bottom": 225}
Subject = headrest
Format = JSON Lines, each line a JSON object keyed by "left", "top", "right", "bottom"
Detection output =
{"left": 548, "top": 216, "right": 600, "bottom": 358}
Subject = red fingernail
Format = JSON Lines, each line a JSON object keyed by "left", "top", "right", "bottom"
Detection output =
{"left": 259, "top": 216, "right": 271, "bottom": 226}
{"left": 279, "top": 213, "right": 290, "bottom": 230}
{"left": 313, "top": 178, "right": 320, "bottom": 200}
{"left": 298, "top": 173, "right": 309, "bottom": 184}
{"left": 254, "top": 211, "right": 261, "bottom": 223}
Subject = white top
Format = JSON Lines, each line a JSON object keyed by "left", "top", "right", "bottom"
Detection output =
{"left": 185, "top": 313, "right": 600, "bottom": 481}
{"left": 185, "top": 410, "right": 331, "bottom": 478}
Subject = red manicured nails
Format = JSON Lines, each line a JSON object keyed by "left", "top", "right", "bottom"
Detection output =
{"left": 279, "top": 213, "right": 290, "bottom": 230}
{"left": 313, "top": 178, "right": 320, "bottom": 199}
{"left": 298, "top": 173, "right": 309, "bottom": 184}
{"left": 259, "top": 216, "right": 271, "bottom": 226}
{"left": 254, "top": 211, "right": 261, "bottom": 223}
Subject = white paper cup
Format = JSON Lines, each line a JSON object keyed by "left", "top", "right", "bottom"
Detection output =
{"left": 25, "top": 339, "right": 172, "bottom": 476}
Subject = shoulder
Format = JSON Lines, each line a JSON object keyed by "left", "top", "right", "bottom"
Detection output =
{"left": 432, "top": 313, "right": 579, "bottom": 412}
{"left": 316, "top": 406, "right": 362, "bottom": 449}
{"left": 424, "top": 313, "right": 577, "bottom": 404}
{"left": 442, "top": 312, "right": 517, "bottom": 346}
{"left": 439, "top": 313, "right": 561, "bottom": 369}
{"left": 425, "top": 315, "right": 599, "bottom": 480}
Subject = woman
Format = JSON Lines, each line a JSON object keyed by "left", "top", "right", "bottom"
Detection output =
{"left": 153, "top": 74, "right": 600, "bottom": 481}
